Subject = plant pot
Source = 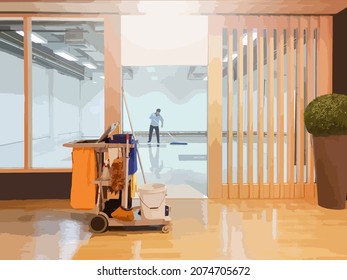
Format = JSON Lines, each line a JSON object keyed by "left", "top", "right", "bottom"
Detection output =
{"left": 312, "top": 135, "right": 347, "bottom": 209}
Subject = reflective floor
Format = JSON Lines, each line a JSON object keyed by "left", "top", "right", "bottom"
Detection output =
{"left": 1, "top": 198, "right": 347, "bottom": 260}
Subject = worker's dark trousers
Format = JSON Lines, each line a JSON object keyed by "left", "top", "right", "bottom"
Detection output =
{"left": 148, "top": 125, "right": 160, "bottom": 143}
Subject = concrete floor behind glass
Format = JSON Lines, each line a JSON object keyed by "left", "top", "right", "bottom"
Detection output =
{"left": 1, "top": 198, "right": 347, "bottom": 260}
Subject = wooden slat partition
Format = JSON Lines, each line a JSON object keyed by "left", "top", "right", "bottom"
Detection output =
{"left": 305, "top": 16, "right": 319, "bottom": 198}
{"left": 296, "top": 17, "right": 306, "bottom": 198}
{"left": 286, "top": 17, "right": 296, "bottom": 198}
{"left": 246, "top": 17, "right": 256, "bottom": 198}
{"left": 257, "top": 17, "right": 265, "bottom": 199}
{"left": 277, "top": 18, "right": 285, "bottom": 198}
{"left": 237, "top": 16, "right": 245, "bottom": 193}
{"left": 266, "top": 17, "right": 275, "bottom": 198}
{"left": 223, "top": 15, "right": 331, "bottom": 200}
{"left": 228, "top": 17, "right": 238, "bottom": 199}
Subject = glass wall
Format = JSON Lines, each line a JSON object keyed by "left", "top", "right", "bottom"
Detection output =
{"left": 0, "top": 20, "right": 24, "bottom": 168}
{"left": 31, "top": 19, "right": 104, "bottom": 168}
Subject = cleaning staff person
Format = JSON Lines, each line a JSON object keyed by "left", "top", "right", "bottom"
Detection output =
{"left": 148, "top": 108, "right": 164, "bottom": 144}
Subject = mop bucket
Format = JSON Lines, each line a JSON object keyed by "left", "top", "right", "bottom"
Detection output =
{"left": 139, "top": 183, "right": 166, "bottom": 220}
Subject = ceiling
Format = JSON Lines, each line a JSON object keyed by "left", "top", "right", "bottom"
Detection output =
{"left": 0, "top": 20, "right": 104, "bottom": 80}
{"left": 0, "top": 1, "right": 343, "bottom": 81}
{"left": 0, "top": 19, "right": 208, "bottom": 81}
{"left": 0, "top": 0, "right": 346, "bottom": 15}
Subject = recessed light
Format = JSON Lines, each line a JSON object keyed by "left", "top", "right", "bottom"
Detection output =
{"left": 82, "top": 62, "right": 97, "bottom": 69}
{"left": 53, "top": 50, "right": 78, "bottom": 62}
{"left": 16, "top": 31, "right": 47, "bottom": 44}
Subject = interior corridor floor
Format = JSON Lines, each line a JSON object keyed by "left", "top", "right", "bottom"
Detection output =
{"left": 0, "top": 198, "right": 347, "bottom": 260}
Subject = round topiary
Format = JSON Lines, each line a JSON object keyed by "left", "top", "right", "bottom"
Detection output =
{"left": 304, "top": 93, "right": 347, "bottom": 137}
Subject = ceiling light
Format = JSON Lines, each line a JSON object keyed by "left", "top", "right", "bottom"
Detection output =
{"left": 16, "top": 31, "right": 47, "bottom": 44}
{"left": 82, "top": 62, "right": 97, "bottom": 69}
{"left": 54, "top": 50, "right": 78, "bottom": 62}
{"left": 100, "top": 75, "right": 104, "bottom": 79}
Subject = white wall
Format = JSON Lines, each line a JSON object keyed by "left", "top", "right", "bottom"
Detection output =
{"left": 121, "top": 15, "right": 208, "bottom": 66}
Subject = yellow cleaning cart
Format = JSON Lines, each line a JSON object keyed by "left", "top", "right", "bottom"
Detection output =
{"left": 63, "top": 126, "right": 171, "bottom": 233}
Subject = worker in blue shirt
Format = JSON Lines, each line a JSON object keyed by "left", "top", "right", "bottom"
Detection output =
{"left": 148, "top": 108, "right": 164, "bottom": 143}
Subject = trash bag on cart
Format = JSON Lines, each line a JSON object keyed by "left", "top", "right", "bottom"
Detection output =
{"left": 70, "top": 148, "right": 97, "bottom": 210}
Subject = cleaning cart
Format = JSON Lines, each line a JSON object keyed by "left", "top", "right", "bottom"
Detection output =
{"left": 63, "top": 126, "right": 172, "bottom": 234}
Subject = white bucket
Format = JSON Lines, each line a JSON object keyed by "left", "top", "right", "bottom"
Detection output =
{"left": 139, "top": 183, "right": 166, "bottom": 220}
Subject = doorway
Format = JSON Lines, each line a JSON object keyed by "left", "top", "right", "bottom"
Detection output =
{"left": 122, "top": 65, "right": 208, "bottom": 198}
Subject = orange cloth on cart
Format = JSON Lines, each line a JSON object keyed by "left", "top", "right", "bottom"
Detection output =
{"left": 70, "top": 148, "right": 97, "bottom": 210}
{"left": 110, "top": 157, "right": 125, "bottom": 192}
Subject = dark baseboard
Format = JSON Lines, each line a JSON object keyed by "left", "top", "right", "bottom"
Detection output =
{"left": 0, "top": 173, "right": 72, "bottom": 200}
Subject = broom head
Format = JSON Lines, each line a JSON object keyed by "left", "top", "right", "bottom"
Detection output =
{"left": 111, "top": 206, "right": 134, "bottom": 221}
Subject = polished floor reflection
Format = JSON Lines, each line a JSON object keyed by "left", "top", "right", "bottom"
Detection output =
{"left": 1, "top": 199, "right": 347, "bottom": 260}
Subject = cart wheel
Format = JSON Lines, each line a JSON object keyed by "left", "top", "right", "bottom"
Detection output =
{"left": 90, "top": 214, "right": 108, "bottom": 233}
{"left": 161, "top": 225, "right": 171, "bottom": 233}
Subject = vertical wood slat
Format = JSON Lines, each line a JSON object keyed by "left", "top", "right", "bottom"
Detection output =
{"left": 237, "top": 16, "right": 245, "bottom": 190}
{"left": 228, "top": 16, "right": 238, "bottom": 199}
{"left": 257, "top": 17, "right": 265, "bottom": 198}
{"left": 24, "top": 17, "right": 32, "bottom": 169}
{"left": 296, "top": 17, "right": 307, "bottom": 198}
{"left": 317, "top": 16, "right": 333, "bottom": 97}
{"left": 266, "top": 17, "right": 275, "bottom": 198}
{"left": 246, "top": 17, "right": 256, "bottom": 198}
{"left": 207, "top": 15, "right": 224, "bottom": 198}
{"left": 277, "top": 18, "right": 285, "bottom": 198}
{"left": 305, "top": 16, "right": 319, "bottom": 198}
{"left": 287, "top": 16, "right": 297, "bottom": 198}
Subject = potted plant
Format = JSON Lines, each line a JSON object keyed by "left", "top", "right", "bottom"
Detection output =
{"left": 304, "top": 93, "right": 347, "bottom": 209}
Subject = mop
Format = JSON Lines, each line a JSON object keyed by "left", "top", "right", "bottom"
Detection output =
{"left": 152, "top": 119, "right": 188, "bottom": 145}
{"left": 121, "top": 88, "right": 146, "bottom": 184}
{"left": 111, "top": 133, "right": 135, "bottom": 221}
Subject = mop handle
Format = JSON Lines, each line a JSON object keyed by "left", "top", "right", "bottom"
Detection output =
{"left": 152, "top": 118, "right": 176, "bottom": 142}
{"left": 126, "top": 133, "right": 129, "bottom": 155}
{"left": 122, "top": 88, "right": 147, "bottom": 184}
{"left": 121, "top": 132, "right": 130, "bottom": 209}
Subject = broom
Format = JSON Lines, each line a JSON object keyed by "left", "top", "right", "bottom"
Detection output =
{"left": 111, "top": 133, "right": 134, "bottom": 221}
